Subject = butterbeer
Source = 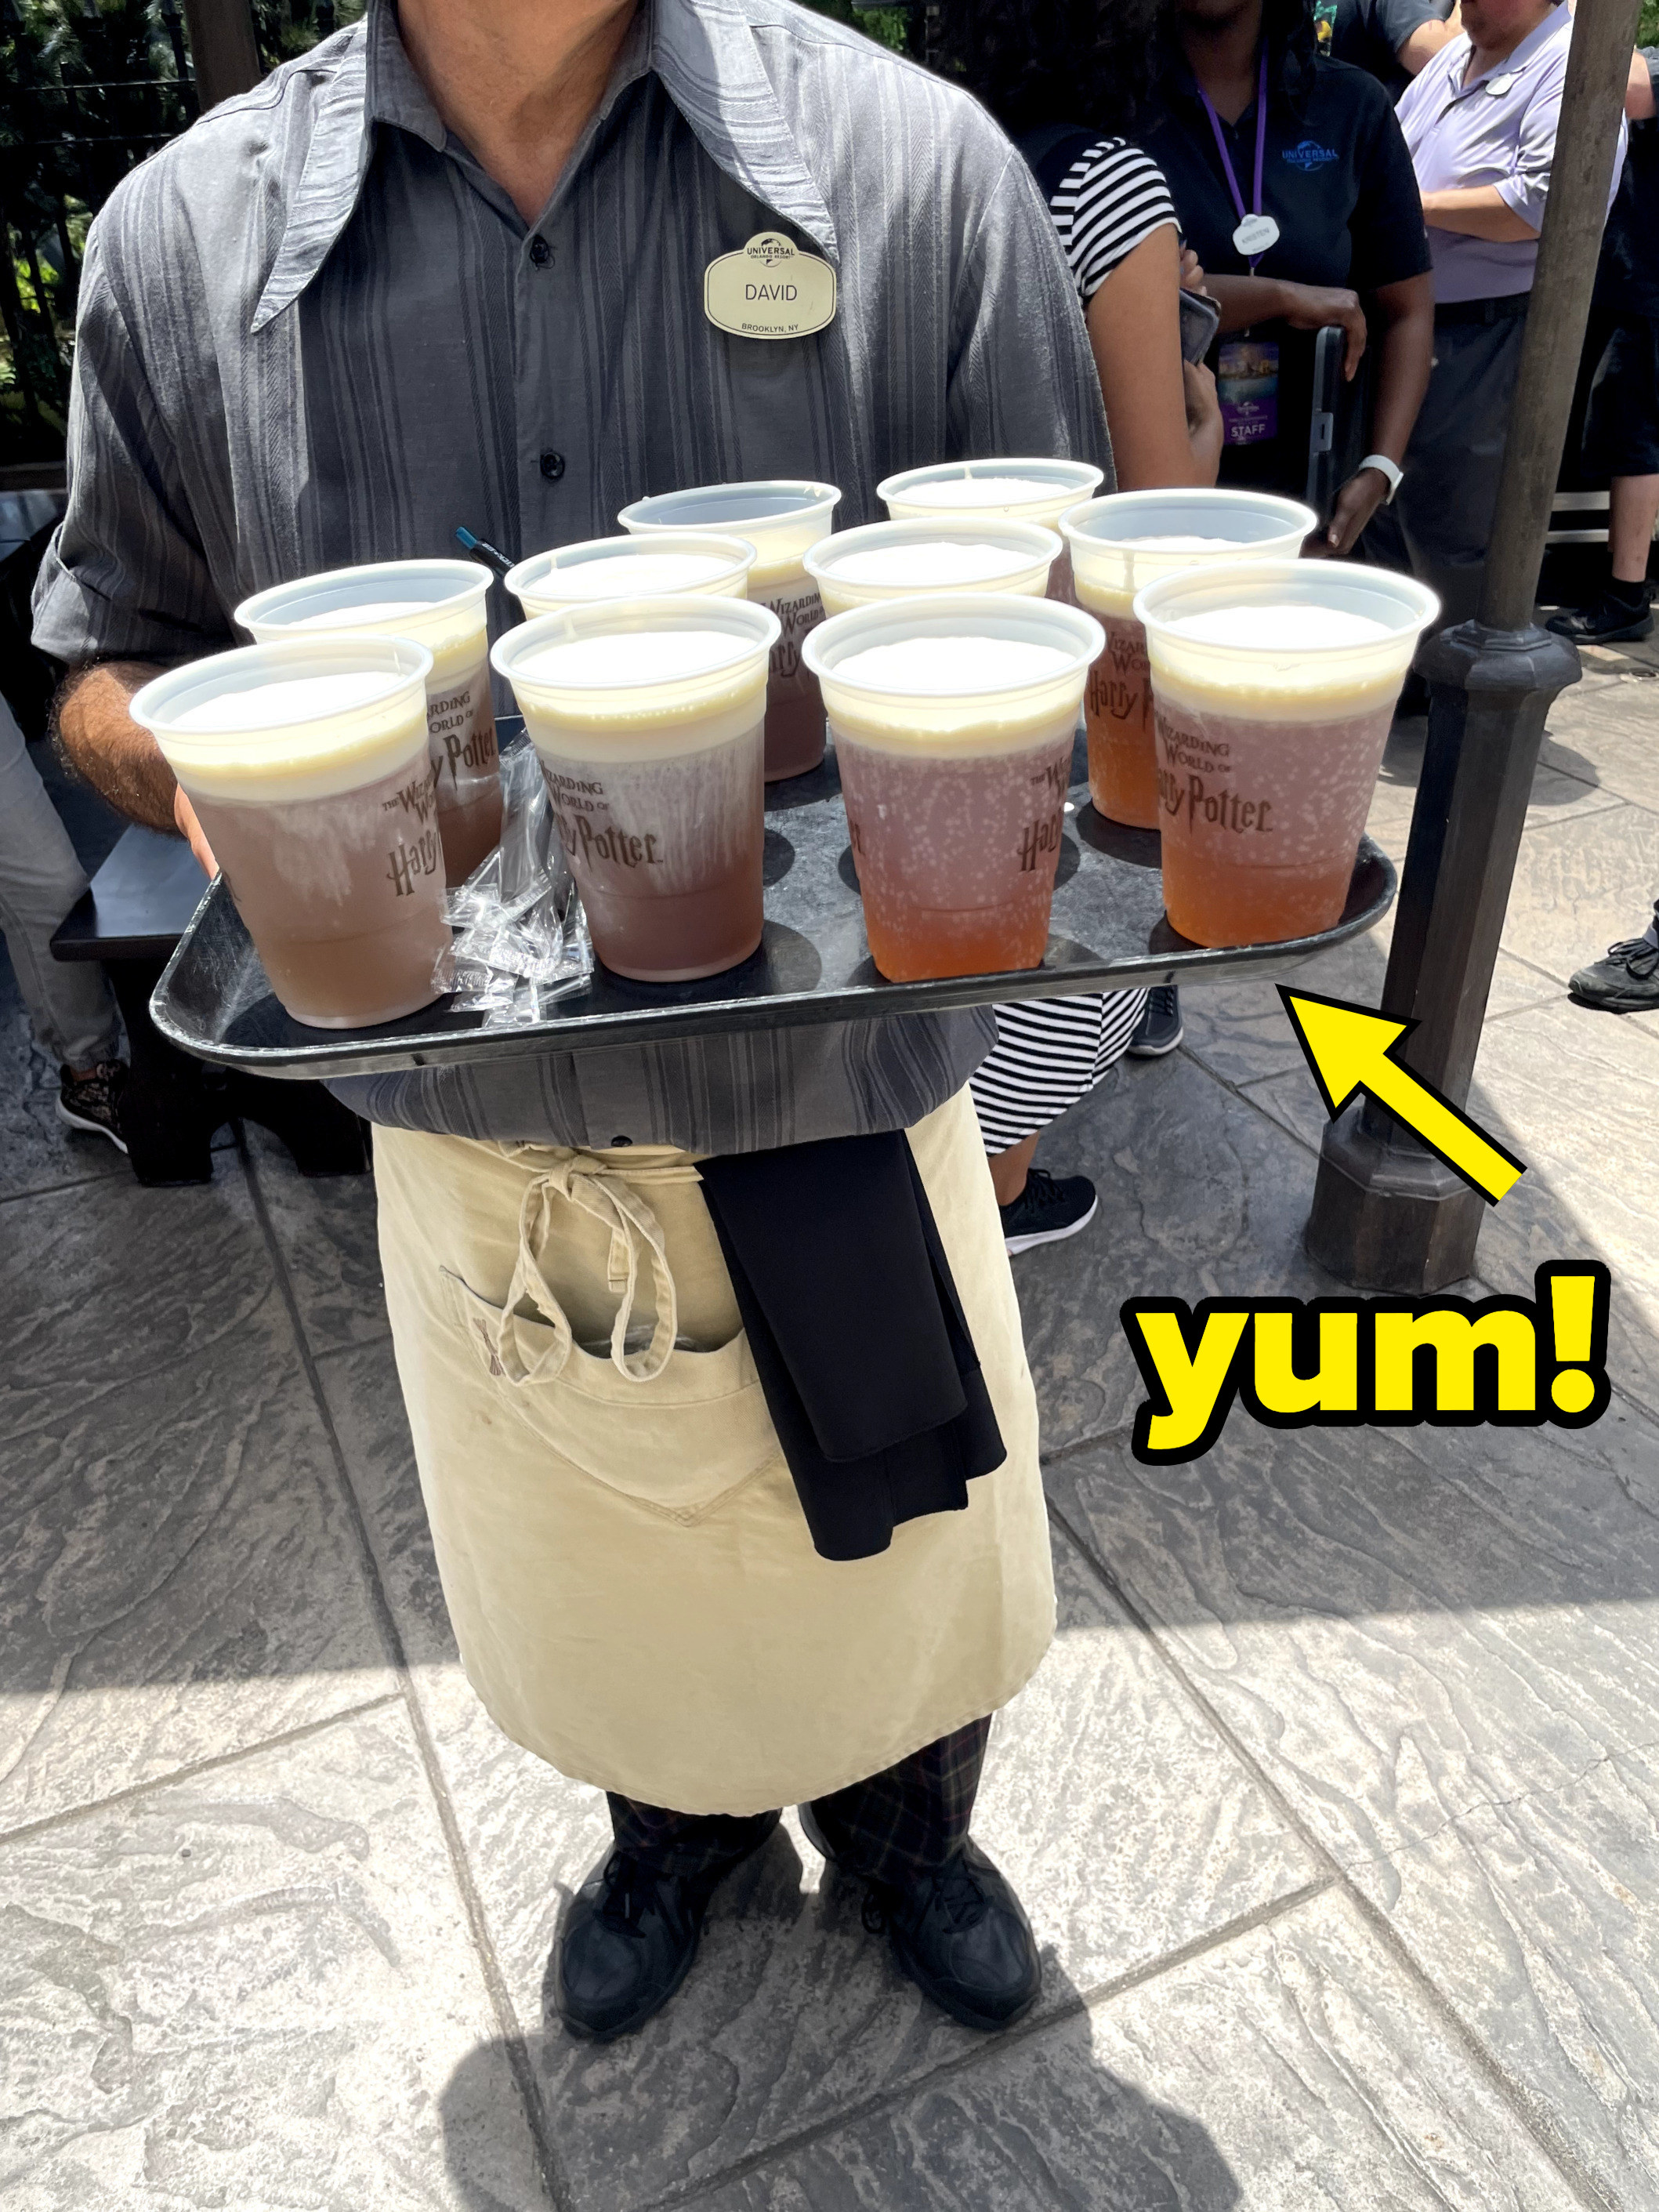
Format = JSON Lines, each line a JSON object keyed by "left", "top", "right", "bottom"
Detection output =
{"left": 1135, "top": 564, "right": 1441, "bottom": 947}
{"left": 1063, "top": 491, "right": 1316, "bottom": 830}
{"left": 804, "top": 518, "right": 1060, "bottom": 615}
{"left": 505, "top": 532, "right": 755, "bottom": 617}
{"left": 805, "top": 596, "right": 1102, "bottom": 982}
{"left": 492, "top": 598, "right": 780, "bottom": 982}
{"left": 877, "top": 459, "right": 1104, "bottom": 601}
{"left": 237, "top": 560, "right": 502, "bottom": 885}
{"left": 618, "top": 482, "right": 840, "bottom": 781}
{"left": 131, "top": 640, "right": 451, "bottom": 1028}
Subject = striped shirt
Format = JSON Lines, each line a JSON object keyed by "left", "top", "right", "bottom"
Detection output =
{"left": 33, "top": 0, "right": 1111, "bottom": 1154}
{"left": 1049, "top": 138, "right": 1180, "bottom": 303}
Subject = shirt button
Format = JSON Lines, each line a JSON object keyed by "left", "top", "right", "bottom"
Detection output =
{"left": 529, "top": 235, "right": 551, "bottom": 267}
{"left": 540, "top": 450, "right": 566, "bottom": 482}
{"left": 610, "top": 1135, "right": 632, "bottom": 1147}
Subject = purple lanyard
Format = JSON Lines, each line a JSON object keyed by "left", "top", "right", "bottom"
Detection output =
{"left": 1197, "top": 51, "right": 1270, "bottom": 270}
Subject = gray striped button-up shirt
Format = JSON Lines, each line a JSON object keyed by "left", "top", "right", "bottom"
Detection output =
{"left": 35, "top": 0, "right": 1111, "bottom": 1152}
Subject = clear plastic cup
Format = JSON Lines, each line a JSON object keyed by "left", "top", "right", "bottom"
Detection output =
{"left": 803, "top": 593, "right": 1103, "bottom": 982}
{"left": 1133, "top": 560, "right": 1440, "bottom": 948}
{"left": 1063, "top": 491, "right": 1316, "bottom": 832}
{"left": 875, "top": 459, "right": 1105, "bottom": 601}
{"left": 617, "top": 481, "right": 840, "bottom": 781}
{"left": 504, "top": 532, "right": 756, "bottom": 618}
{"left": 236, "top": 560, "right": 500, "bottom": 886}
{"left": 492, "top": 597, "right": 780, "bottom": 982}
{"left": 804, "top": 518, "right": 1061, "bottom": 615}
{"left": 131, "top": 637, "right": 449, "bottom": 1029}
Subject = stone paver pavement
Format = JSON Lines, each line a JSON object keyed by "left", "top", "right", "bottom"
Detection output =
{"left": 2, "top": 660, "right": 1657, "bottom": 2210}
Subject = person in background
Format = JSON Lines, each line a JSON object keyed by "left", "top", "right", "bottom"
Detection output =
{"left": 1367, "top": 0, "right": 1626, "bottom": 629}
{"left": 1318, "top": 0, "right": 1462, "bottom": 100}
{"left": 0, "top": 693, "right": 126, "bottom": 1151}
{"left": 1547, "top": 42, "right": 1657, "bottom": 647}
{"left": 1145, "top": 0, "right": 1435, "bottom": 557}
{"left": 936, "top": 0, "right": 1225, "bottom": 1250}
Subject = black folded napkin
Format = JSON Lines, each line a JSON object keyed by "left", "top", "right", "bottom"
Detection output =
{"left": 697, "top": 1131, "right": 1006, "bottom": 1561}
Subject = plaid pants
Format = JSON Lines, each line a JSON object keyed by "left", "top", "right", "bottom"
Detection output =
{"left": 608, "top": 1715, "right": 993, "bottom": 1890}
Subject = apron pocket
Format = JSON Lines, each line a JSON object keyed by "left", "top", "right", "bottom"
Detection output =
{"left": 440, "top": 1268, "right": 781, "bottom": 1519}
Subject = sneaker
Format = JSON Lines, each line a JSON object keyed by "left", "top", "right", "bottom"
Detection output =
{"left": 1546, "top": 589, "right": 1654, "bottom": 646}
{"left": 1569, "top": 916, "right": 1659, "bottom": 1012}
{"left": 555, "top": 1816, "right": 778, "bottom": 2041}
{"left": 56, "top": 1060, "right": 128, "bottom": 1153}
{"left": 1126, "top": 985, "right": 1184, "bottom": 1057}
{"left": 798, "top": 1807, "right": 1040, "bottom": 2033}
{"left": 998, "top": 1166, "right": 1097, "bottom": 1255}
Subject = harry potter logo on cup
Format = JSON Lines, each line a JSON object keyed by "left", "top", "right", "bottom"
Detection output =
{"left": 1016, "top": 757, "right": 1070, "bottom": 872}
{"left": 428, "top": 672, "right": 500, "bottom": 788}
{"left": 766, "top": 579, "right": 825, "bottom": 684}
{"left": 1157, "top": 727, "right": 1275, "bottom": 836}
{"left": 381, "top": 760, "right": 443, "bottom": 894}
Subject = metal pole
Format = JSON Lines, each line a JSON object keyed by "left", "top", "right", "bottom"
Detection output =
{"left": 179, "top": 0, "right": 263, "bottom": 113}
{"left": 1305, "top": 0, "right": 1639, "bottom": 1291}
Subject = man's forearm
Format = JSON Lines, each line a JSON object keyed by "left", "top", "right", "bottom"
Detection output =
{"left": 56, "top": 661, "right": 177, "bottom": 832}
{"left": 1420, "top": 186, "right": 1538, "bottom": 241}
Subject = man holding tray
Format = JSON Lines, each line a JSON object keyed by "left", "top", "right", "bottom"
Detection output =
{"left": 35, "top": 0, "right": 1110, "bottom": 2040}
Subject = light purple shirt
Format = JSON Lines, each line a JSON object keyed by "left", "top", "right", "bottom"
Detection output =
{"left": 1396, "top": 0, "right": 1626, "bottom": 303}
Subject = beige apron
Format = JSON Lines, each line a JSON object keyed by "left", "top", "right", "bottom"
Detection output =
{"left": 372, "top": 1086, "right": 1054, "bottom": 1815}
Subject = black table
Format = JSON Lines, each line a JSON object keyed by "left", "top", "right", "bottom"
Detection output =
{"left": 51, "top": 825, "right": 370, "bottom": 1186}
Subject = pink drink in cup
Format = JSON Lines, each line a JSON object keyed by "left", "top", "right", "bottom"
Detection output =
{"left": 131, "top": 636, "right": 451, "bottom": 1028}
{"left": 1061, "top": 491, "right": 1316, "bottom": 832}
{"left": 876, "top": 459, "right": 1103, "bottom": 603}
{"left": 618, "top": 482, "right": 839, "bottom": 781}
{"left": 804, "top": 594, "right": 1102, "bottom": 982}
{"left": 1134, "top": 560, "right": 1440, "bottom": 946}
{"left": 492, "top": 597, "right": 779, "bottom": 982}
{"left": 237, "top": 560, "right": 502, "bottom": 885}
{"left": 804, "top": 517, "right": 1060, "bottom": 615}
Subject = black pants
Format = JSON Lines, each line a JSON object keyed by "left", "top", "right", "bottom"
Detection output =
{"left": 608, "top": 1716, "right": 992, "bottom": 1889}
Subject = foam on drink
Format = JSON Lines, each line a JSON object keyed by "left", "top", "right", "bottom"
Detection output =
{"left": 831, "top": 542, "right": 1033, "bottom": 589}
{"left": 494, "top": 601, "right": 778, "bottom": 982}
{"left": 1135, "top": 563, "right": 1439, "bottom": 948}
{"left": 132, "top": 640, "right": 452, "bottom": 1030}
{"left": 236, "top": 560, "right": 502, "bottom": 886}
{"left": 893, "top": 477, "right": 1064, "bottom": 509}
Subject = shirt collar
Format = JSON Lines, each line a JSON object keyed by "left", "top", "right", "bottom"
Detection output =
{"left": 250, "top": 0, "right": 835, "bottom": 335}
{"left": 1433, "top": 0, "right": 1570, "bottom": 103}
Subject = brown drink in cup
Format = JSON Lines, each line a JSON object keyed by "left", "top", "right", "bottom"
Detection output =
{"left": 131, "top": 638, "right": 451, "bottom": 1028}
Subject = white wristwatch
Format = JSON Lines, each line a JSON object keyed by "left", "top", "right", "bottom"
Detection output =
{"left": 1359, "top": 453, "right": 1404, "bottom": 502}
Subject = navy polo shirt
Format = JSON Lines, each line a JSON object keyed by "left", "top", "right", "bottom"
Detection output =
{"left": 1143, "top": 48, "right": 1430, "bottom": 497}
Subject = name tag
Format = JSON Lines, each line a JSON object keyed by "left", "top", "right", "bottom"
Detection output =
{"left": 1217, "top": 338, "right": 1279, "bottom": 448}
{"left": 705, "top": 232, "right": 836, "bottom": 342}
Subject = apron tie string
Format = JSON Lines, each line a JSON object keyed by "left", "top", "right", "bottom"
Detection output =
{"left": 489, "top": 1155, "right": 685, "bottom": 1385}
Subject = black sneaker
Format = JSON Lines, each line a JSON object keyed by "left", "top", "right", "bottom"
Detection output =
{"left": 1126, "top": 985, "right": 1184, "bottom": 1057}
{"left": 555, "top": 1817, "right": 777, "bottom": 2042}
{"left": 998, "top": 1166, "right": 1097, "bottom": 1255}
{"left": 799, "top": 1808, "right": 1040, "bottom": 2033}
{"left": 1569, "top": 916, "right": 1659, "bottom": 1012}
{"left": 1546, "top": 589, "right": 1654, "bottom": 646}
{"left": 56, "top": 1060, "right": 128, "bottom": 1153}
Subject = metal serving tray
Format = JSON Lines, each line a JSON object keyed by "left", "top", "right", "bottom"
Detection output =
{"left": 150, "top": 730, "right": 1395, "bottom": 1082}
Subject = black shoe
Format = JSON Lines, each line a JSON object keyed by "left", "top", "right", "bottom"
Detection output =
{"left": 1546, "top": 589, "right": 1654, "bottom": 646}
{"left": 1126, "top": 985, "right": 1183, "bottom": 1057}
{"left": 998, "top": 1166, "right": 1097, "bottom": 1255}
{"left": 555, "top": 1821, "right": 777, "bottom": 2041}
{"left": 799, "top": 1809, "right": 1040, "bottom": 2033}
{"left": 1569, "top": 916, "right": 1659, "bottom": 1012}
{"left": 56, "top": 1060, "right": 128, "bottom": 1153}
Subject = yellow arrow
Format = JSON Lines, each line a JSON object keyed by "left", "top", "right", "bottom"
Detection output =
{"left": 1277, "top": 988, "right": 1526, "bottom": 1205}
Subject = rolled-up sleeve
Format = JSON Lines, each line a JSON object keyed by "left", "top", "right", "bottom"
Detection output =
{"left": 1494, "top": 52, "right": 1627, "bottom": 234}
{"left": 31, "top": 224, "right": 230, "bottom": 668}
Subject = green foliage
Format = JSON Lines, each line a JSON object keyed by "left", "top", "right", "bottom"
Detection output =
{"left": 1642, "top": 0, "right": 1659, "bottom": 51}
{"left": 795, "top": 2, "right": 916, "bottom": 56}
